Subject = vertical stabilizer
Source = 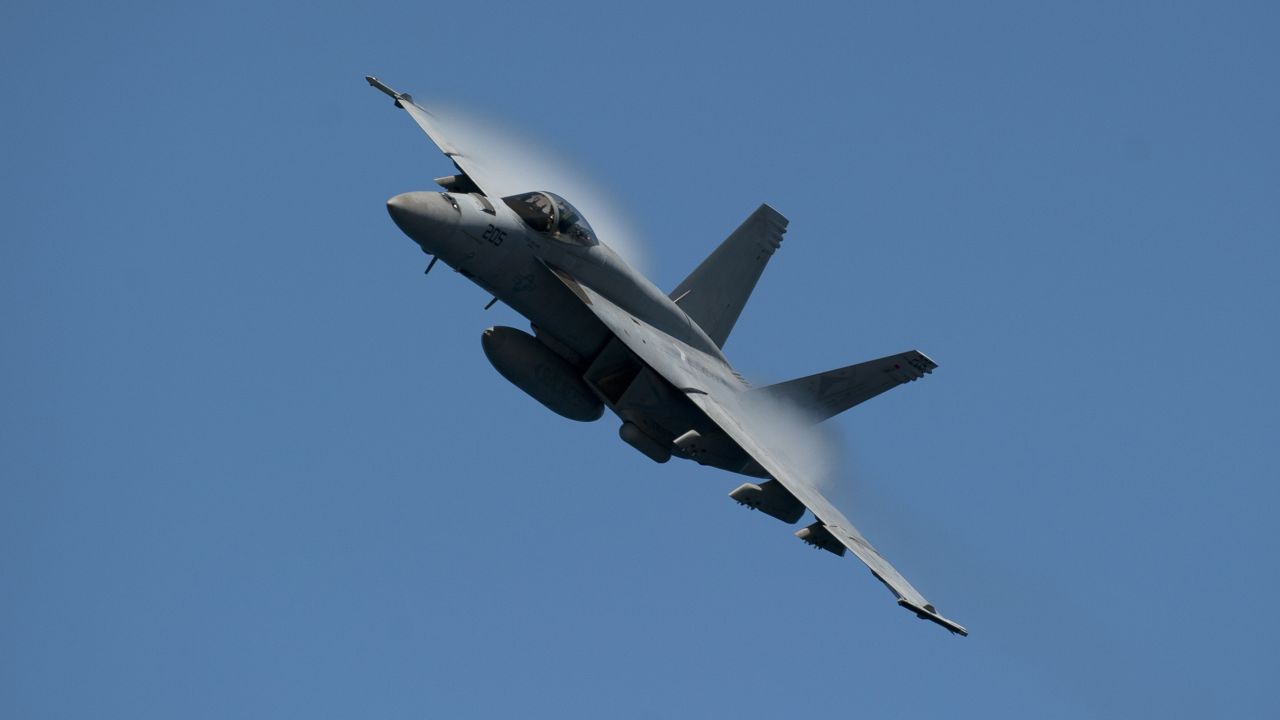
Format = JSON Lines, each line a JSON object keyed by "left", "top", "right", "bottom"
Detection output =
{"left": 670, "top": 204, "right": 788, "bottom": 348}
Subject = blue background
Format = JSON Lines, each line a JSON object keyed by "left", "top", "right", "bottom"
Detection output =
{"left": 3, "top": 2, "right": 1278, "bottom": 717}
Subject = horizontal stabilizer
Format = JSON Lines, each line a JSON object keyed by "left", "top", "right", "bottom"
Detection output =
{"left": 670, "top": 204, "right": 788, "bottom": 349}
{"left": 750, "top": 350, "right": 937, "bottom": 423}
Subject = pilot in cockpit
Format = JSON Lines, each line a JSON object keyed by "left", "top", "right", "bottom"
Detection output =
{"left": 503, "top": 191, "right": 597, "bottom": 246}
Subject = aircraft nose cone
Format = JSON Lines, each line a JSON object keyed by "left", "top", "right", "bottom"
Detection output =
{"left": 386, "top": 191, "right": 460, "bottom": 252}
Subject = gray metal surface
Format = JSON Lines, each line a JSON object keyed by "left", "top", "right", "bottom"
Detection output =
{"left": 669, "top": 204, "right": 788, "bottom": 349}
{"left": 546, "top": 273, "right": 967, "bottom": 635}
{"left": 750, "top": 350, "right": 939, "bottom": 423}
{"left": 368, "top": 75, "right": 965, "bottom": 635}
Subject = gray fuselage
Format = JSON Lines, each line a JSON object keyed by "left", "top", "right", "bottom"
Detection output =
{"left": 387, "top": 190, "right": 725, "bottom": 364}
{"left": 386, "top": 190, "right": 762, "bottom": 476}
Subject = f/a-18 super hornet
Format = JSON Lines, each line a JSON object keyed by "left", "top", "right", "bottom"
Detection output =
{"left": 366, "top": 76, "right": 966, "bottom": 636}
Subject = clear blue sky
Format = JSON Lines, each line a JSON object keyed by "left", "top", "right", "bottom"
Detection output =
{"left": 3, "top": 2, "right": 1278, "bottom": 717}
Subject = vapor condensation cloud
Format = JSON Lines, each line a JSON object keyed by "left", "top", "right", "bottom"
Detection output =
{"left": 737, "top": 387, "right": 843, "bottom": 493}
{"left": 424, "top": 104, "right": 649, "bottom": 274}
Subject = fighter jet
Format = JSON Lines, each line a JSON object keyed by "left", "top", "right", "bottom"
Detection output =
{"left": 367, "top": 76, "right": 966, "bottom": 636}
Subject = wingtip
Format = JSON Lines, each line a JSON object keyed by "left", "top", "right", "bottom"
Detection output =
{"left": 897, "top": 599, "right": 968, "bottom": 636}
{"left": 365, "top": 75, "right": 401, "bottom": 101}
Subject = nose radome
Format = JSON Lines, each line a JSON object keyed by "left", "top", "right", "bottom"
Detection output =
{"left": 386, "top": 192, "right": 460, "bottom": 250}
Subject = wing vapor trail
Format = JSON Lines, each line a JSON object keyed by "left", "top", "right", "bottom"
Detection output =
{"left": 738, "top": 386, "right": 841, "bottom": 492}
{"left": 427, "top": 105, "right": 649, "bottom": 274}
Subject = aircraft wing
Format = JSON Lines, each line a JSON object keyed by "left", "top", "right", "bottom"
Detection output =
{"left": 366, "top": 76, "right": 500, "bottom": 197}
{"left": 684, "top": 388, "right": 967, "bottom": 636}
{"left": 547, "top": 267, "right": 967, "bottom": 636}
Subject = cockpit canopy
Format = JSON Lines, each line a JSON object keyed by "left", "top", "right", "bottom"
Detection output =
{"left": 502, "top": 191, "right": 598, "bottom": 246}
